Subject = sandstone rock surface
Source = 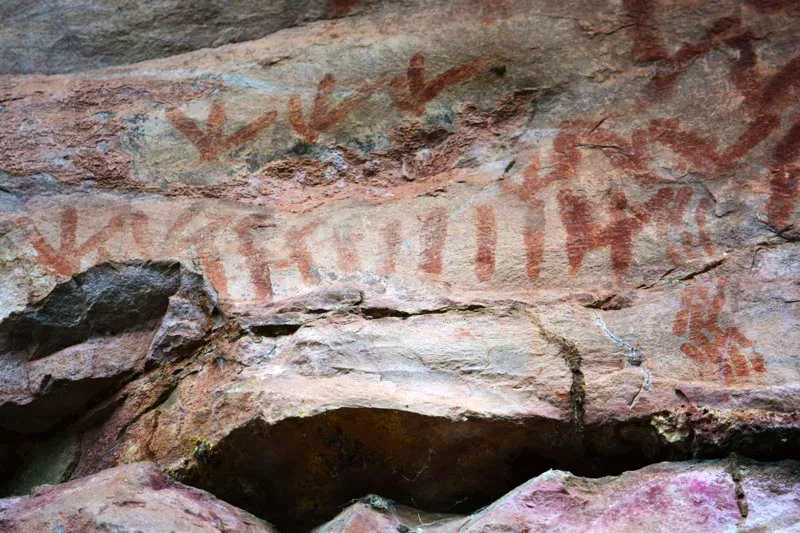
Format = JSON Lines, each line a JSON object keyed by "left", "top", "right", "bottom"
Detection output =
{"left": 0, "top": 0, "right": 798, "bottom": 531}
{"left": 317, "top": 458, "right": 800, "bottom": 533}
{"left": 0, "top": 462, "right": 276, "bottom": 532}
{"left": 0, "top": 0, "right": 377, "bottom": 74}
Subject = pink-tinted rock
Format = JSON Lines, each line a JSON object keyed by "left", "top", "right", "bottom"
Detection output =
{"left": 0, "top": 462, "right": 276, "bottom": 532}
{"left": 317, "top": 459, "right": 800, "bottom": 533}
{"left": 313, "top": 496, "right": 459, "bottom": 533}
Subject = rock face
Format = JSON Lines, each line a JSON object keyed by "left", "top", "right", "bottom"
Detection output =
{"left": 0, "top": 0, "right": 798, "bottom": 531}
{"left": 0, "top": 261, "right": 218, "bottom": 434}
{"left": 0, "top": 0, "right": 376, "bottom": 75}
{"left": 0, "top": 462, "right": 276, "bottom": 532}
{"left": 316, "top": 459, "right": 800, "bottom": 533}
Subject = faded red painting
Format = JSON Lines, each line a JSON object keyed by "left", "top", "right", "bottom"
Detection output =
{"left": 673, "top": 280, "right": 766, "bottom": 383}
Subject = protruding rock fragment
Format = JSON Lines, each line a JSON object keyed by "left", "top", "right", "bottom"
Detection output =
{"left": 0, "top": 261, "right": 218, "bottom": 433}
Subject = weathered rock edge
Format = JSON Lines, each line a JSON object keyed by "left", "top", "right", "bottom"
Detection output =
{"left": 314, "top": 457, "right": 800, "bottom": 533}
{"left": 1, "top": 458, "right": 797, "bottom": 532}
{"left": 0, "top": 462, "right": 277, "bottom": 532}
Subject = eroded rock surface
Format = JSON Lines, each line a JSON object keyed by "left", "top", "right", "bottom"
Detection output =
{"left": 0, "top": 0, "right": 798, "bottom": 531}
{"left": 0, "top": 0, "right": 379, "bottom": 74}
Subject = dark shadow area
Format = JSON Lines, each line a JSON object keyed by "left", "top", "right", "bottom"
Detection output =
{"left": 178, "top": 408, "right": 694, "bottom": 532}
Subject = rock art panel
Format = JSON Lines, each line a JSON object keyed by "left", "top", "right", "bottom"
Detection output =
{"left": 0, "top": 1, "right": 798, "bottom": 531}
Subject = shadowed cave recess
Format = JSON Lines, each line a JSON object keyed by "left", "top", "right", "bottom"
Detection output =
{"left": 173, "top": 408, "right": 800, "bottom": 532}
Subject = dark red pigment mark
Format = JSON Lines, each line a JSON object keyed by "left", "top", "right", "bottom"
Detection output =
{"left": 167, "top": 100, "right": 277, "bottom": 162}
{"left": 474, "top": 204, "right": 497, "bottom": 282}
{"left": 288, "top": 74, "right": 380, "bottom": 143}
{"left": 390, "top": 54, "right": 487, "bottom": 115}
{"left": 327, "top": 0, "right": 362, "bottom": 17}
{"left": 643, "top": 16, "right": 742, "bottom": 101}
{"left": 525, "top": 113, "right": 778, "bottom": 188}
{"left": 639, "top": 118, "right": 723, "bottom": 171}
{"left": 123, "top": 210, "right": 150, "bottom": 256}
{"left": 235, "top": 214, "right": 274, "bottom": 302}
{"left": 557, "top": 187, "right": 675, "bottom": 277}
{"left": 163, "top": 206, "right": 235, "bottom": 299}
{"left": 512, "top": 125, "right": 585, "bottom": 198}
{"left": 20, "top": 207, "right": 126, "bottom": 276}
{"left": 766, "top": 121, "right": 800, "bottom": 229}
{"left": 418, "top": 208, "right": 448, "bottom": 275}
{"left": 196, "top": 249, "right": 228, "bottom": 300}
{"left": 524, "top": 200, "right": 546, "bottom": 281}
{"left": 124, "top": 205, "right": 232, "bottom": 299}
{"left": 516, "top": 120, "right": 670, "bottom": 198}
{"left": 660, "top": 188, "right": 716, "bottom": 265}
{"left": 695, "top": 198, "right": 716, "bottom": 257}
{"left": 673, "top": 280, "right": 766, "bottom": 383}
{"left": 500, "top": 157, "right": 546, "bottom": 281}
{"left": 285, "top": 222, "right": 321, "bottom": 284}
{"left": 332, "top": 224, "right": 362, "bottom": 275}
{"left": 379, "top": 222, "right": 402, "bottom": 276}
{"left": 586, "top": 9, "right": 800, "bottom": 233}
{"left": 623, "top": 0, "right": 668, "bottom": 62}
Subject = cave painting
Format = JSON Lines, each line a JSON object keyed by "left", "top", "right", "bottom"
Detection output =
{"left": 418, "top": 207, "right": 449, "bottom": 275}
{"left": 19, "top": 13, "right": 800, "bottom": 300}
{"left": 169, "top": 52, "right": 487, "bottom": 154}
{"left": 18, "top": 207, "right": 127, "bottom": 276}
{"left": 389, "top": 54, "right": 488, "bottom": 115}
{"left": 160, "top": 27, "right": 797, "bottom": 229}
{"left": 166, "top": 100, "right": 277, "bottom": 162}
{"left": 288, "top": 74, "right": 380, "bottom": 143}
{"left": 622, "top": 5, "right": 800, "bottom": 227}
{"left": 474, "top": 205, "right": 497, "bottom": 282}
{"left": 557, "top": 188, "right": 674, "bottom": 278}
{"left": 18, "top": 176, "right": 721, "bottom": 307}
{"left": 673, "top": 279, "right": 766, "bottom": 383}
{"left": 235, "top": 214, "right": 275, "bottom": 302}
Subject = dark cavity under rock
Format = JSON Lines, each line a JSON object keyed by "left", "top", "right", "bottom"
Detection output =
{"left": 176, "top": 408, "right": 690, "bottom": 533}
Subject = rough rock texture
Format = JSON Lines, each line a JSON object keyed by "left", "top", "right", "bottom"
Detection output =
{"left": 0, "top": 260, "right": 219, "bottom": 434}
{"left": 0, "top": 0, "right": 799, "bottom": 531}
{"left": 0, "top": 462, "right": 276, "bottom": 532}
{"left": 0, "top": 0, "right": 378, "bottom": 75}
{"left": 317, "top": 458, "right": 800, "bottom": 532}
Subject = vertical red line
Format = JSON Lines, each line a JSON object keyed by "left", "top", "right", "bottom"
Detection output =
{"left": 418, "top": 207, "right": 448, "bottom": 275}
{"left": 379, "top": 222, "right": 401, "bottom": 276}
{"left": 524, "top": 200, "right": 545, "bottom": 280}
{"left": 475, "top": 205, "right": 496, "bottom": 282}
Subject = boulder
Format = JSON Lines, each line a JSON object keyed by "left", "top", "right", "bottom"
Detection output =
{"left": 317, "top": 459, "right": 800, "bottom": 533}
{"left": 0, "top": 462, "right": 276, "bottom": 532}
